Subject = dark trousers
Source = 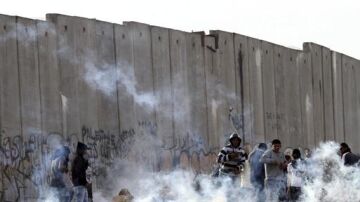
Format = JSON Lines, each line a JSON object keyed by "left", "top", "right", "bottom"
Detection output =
{"left": 288, "top": 186, "right": 301, "bottom": 201}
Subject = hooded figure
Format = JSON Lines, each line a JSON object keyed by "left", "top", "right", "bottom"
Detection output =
{"left": 217, "top": 133, "right": 247, "bottom": 181}
{"left": 71, "top": 142, "right": 90, "bottom": 202}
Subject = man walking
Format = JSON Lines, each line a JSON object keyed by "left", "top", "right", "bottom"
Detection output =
{"left": 260, "top": 139, "right": 287, "bottom": 201}
{"left": 72, "top": 142, "right": 90, "bottom": 202}
{"left": 249, "top": 143, "right": 267, "bottom": 201}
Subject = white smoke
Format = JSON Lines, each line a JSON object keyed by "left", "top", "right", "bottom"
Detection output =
{"left": 88, "top": 141, "right": 360, "bottom": 202}
{"left": 301, "top": 142, "right": 360, "bottom": 202}
{"left": 83, "top": 59, "right": 159, "bottom": 110}
{"left": 93, "top": 160, "right": 256, "bottom": 202}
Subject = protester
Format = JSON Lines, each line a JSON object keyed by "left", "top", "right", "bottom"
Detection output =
{"left": 49, "top": 146, "right": 72, "bottom": 202}
{"left": 287, "top": 149, "right": 305, "bottom": 201}
{"left": 304, "top": 148, "right": 312, "bottom": 160}
{"left": 339, "top": 142, "right": 360, "bottom": 166}
{"left": 217, "top": 133, "right": 247, "bottom": 182}
{"left": 260, "top": 139, "right": 287, "bottom": 201}
{"left": 248, "top": 143, "right": 267, "bottom": 202}
{"left": 72, "top": 142, "right": 90, "bottom": 202}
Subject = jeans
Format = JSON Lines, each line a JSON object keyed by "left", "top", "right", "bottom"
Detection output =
{"left": 251, "top": 178, "right": 266, "bottom": 202}
{"left": 265, "top": 178, "right": 286, "bottom": 202}
{"left": 73, "top": 186, "right": 89, "bottom": 202}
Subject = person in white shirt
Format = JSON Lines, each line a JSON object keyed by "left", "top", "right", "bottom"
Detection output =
{"left": 287, "top": 149, "right": 304, "bottom": 201}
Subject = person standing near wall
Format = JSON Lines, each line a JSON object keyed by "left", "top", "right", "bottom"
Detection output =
{"left": 72, "top": 142, "right": 90, "bottom": 202}
{"left": 248, "top": 143, "right": 267, "bottom": 202}
{"left": 217, "top": 133, "right": 247, "bottom": 183}
{"left": 339, "top": 143, "right": 360, "bottom": 166}
{"left": 49, "top": 146, "right": 73, "bottom": 202}
{"left": 287, "top": 148, "right": 305, "bottom": 201}
{"left": 260, "top": 139, "right": 287, "bottom": 201}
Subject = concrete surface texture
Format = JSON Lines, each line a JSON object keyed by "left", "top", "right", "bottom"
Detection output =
{"left": 0, "top": 13, "right": 359, "bottom": 201}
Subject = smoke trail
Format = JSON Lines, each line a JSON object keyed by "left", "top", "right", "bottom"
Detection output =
{"left": 83, "top": 59, "right": 159, "bottom": 109}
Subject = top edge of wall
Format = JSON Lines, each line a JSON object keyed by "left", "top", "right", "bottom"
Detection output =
{"left": 1, "top": 12, "right": 359, "bottom": 61}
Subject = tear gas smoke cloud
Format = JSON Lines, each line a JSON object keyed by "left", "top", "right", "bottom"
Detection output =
{"left": 88, "top": 142, "right": 360, "bottom": 202}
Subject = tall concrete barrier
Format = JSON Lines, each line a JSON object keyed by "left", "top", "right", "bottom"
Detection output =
{"left": 1, "top": 12, "right": 360, "bottom": 200}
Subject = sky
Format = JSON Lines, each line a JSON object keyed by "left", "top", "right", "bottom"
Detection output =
{"left": 2, "top": 0, "right": 360, "bottom": 59}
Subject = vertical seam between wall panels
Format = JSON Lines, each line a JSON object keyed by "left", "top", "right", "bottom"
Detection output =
{"left": 321, "top": 48, "right": 326, "bottom": 143}
{"left": 260, "top": 41, "right": 266, "bottom": 142}
{"left": 330, "top": 51, "right": 336, "bottom": 141}
{"left": 149, "top": 26, "right": 157, "bottom": 125}
{"left": 168, "top": 30, "right": 175, "bottom": 148}
{"left": 340, "top": 55, "right": 346, "bottom": 142}
{"left": 36, "top": 21, "right": 44, "bottom": 139}
{"left": 15, "top": 17, "right": 24, "bottom": 144}
{"left": 203, "top": 35, "right": 210, "bottom": 148}
{"left": 112, "top": 24, "right": 122, "bottom": 135}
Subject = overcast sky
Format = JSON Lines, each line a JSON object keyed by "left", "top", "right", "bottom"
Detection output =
{"left": 2, "top": 0, "right": 360, "bottom": 59}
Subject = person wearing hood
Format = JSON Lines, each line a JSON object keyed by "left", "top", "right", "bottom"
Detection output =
{"left": 72, "top": 142, "right": 90, "bottom": 202}
{"left": 50, "top": 146, "right": 72, "bottom": 202}
{"left": 339, "top": 142, "right": 360, "bottom": 166}
{"left": 249, "top": 143, "right": 267, "bottom": 201}
{"left": 217, "top": 133, "right": 247, "bottom": 182}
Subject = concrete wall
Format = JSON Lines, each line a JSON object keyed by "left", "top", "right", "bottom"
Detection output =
{"left": 1, "top": 13, "right": 360, "bottom": 200}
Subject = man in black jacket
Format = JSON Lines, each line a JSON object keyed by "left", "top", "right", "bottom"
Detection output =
{"left": 340, "top": 143, "right": 360, "bottom": 166}
{"left": 72, "top": 142, "right": 90, "bottom": 202}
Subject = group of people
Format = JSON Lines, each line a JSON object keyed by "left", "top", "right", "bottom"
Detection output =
{"left": 216, "top": 132, "right": 360, "bottom": 202}
{"left": 49, "top": 142, "right": 91, "bottom": 202}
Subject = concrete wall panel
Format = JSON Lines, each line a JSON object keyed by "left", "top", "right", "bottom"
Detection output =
{"left": 169, "top": 30, "right": 189, "bottom": 151}
{"left": 151, "top": 26, "right": 174, "bottom": 146}
{"left": 46, "top": 14, "right": 81, "bottom": 138}
{"left": 274, "top": 46, "right": 289, "bottom": 146}
{"left": 185, "top": 33, "right": 208, "bottom": 150}
{"left": 286, "top": 49, "right": 302, "bottom": 147}
{"left": 332, "top": 52, "right": 344, "bottom": 143}
{"left": 341, "top": 55, "right": 356, "bottom": 145}
{"left": 304, "top": 43, "right": 325, "bottom": 146}
{"left": 37, "top": 21, "right": 62, "bottom": 134}
{"left": 247, "top": 38, "right": 265, "bottom": 144}
{"left": 17, "top": 17, "right": 42, "bottom": 142}
{"left": 0, "top": 14, "right": 22, "bottom": 202}
{"left": 298, "top": 52, "right": 315, "bottom": 148}
{"left": 261, "top": 41, "right": 278, "bottom": 143}
{"left": 95, "top": 21, "right": 119, "bottom": 134}
{"left": 234, "top": 34, "right": 251, "bottom": 144}
{"left": 322, "top": 47, "right": 335, "bottom": 141}
{"left": 114, "top": 24, "right": 136, "bottom": 132}
{"left": 354, "top": 59, "right": 360, "bottom": 153}
{"left": 204, "top": 36, "right": 220, "bottom": 150}
{"left": 210, "top": 31, "right": 237, "bottom": 145}
{"left": 74, "top": 17, "right": 98, "bottom": 131}
{"left": 125, "top": 22, "right": 156, "bottom": 135}
{"left": 0, "top": 15, "right": 21, "bottom": 137}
